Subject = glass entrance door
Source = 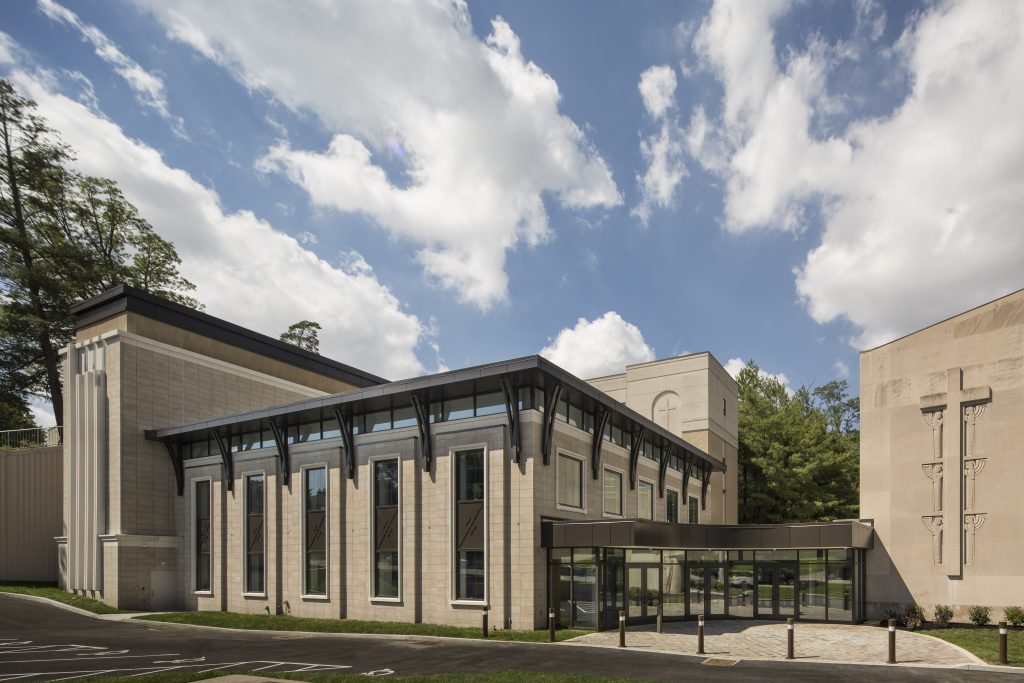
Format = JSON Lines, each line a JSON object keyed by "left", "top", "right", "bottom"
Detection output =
{"left": 755, "top": 563, "right": 799, "bottom": 619}
{"left": 626, "top": 565, "right": 660, "bottom": 624}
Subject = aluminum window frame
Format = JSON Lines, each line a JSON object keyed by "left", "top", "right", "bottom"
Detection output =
{"left": 602, "top": 465, "right": 624, "bottom": 519}
{"left": 637, "top": 478, "right": 655, "bottom": 521}
{"left": 368, "top": 453, "right": 402, "bottom": 603}
{"left": 450, "top": 443, "right": 488, "bottom": 606}
{"left": 299, "top": 462, "right": 330, "bottom": 600}
{"left": 241, "top": 469, "right": 267, "bottom": 598}
{"left": 191, "top": 476, "right": 213, "bottom": 595}
{"left": 555, "top": 449, "right": 587, "bottom": 514}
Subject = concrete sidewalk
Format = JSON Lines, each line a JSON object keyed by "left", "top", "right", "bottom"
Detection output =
{"left": 566, "top": 620, "right": 984, "bottom": 667}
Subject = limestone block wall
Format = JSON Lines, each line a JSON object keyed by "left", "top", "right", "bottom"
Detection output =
{"left": 861, "top": 290, "right": 1024, "bottom": 620}
{"left": 180, "top": 414, "right": 540, "bottom": 630}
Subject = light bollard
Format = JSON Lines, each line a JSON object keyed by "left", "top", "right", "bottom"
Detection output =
{"left": 1000, "top": 621, "right": 1008, "bottom": 666}
{"left": 619, "top": 610, "right": 626, "bottom": 648}
{"left": 482, "top": 607, "right": 489, "bottom": 638}
{"left": 786, "top": 617, "right": 794, "bottom": 659}
{"left": 548, "top": 608, "right": 556, "bottom": 642}
{"left": 887, "top": 618, "right": 896, "bottom": 664}
{"left": 697, "top": 614, "right": 705, "bottom": 655}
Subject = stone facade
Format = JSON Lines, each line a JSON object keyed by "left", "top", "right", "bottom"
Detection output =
{"left": 62, "top": 286, "right": 732, "bottom": 627}
{"left": 860, "top": 288, "right": 1024, "bottom": 621}
{"left": 588, "top": 352, "right": 739, "bottom": 524}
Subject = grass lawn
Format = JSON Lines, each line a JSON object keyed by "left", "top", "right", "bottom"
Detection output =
{"left": 922, "top": 625, "right": 1024, "bottom": 666}
{"left": 84, "top": 673, "right": 645, "bottom": 683}
{"left": 137, "top": 611, "right": 587, "bottom": 643}
{"left": 0, "top": 582, "right": 123, "bottom": 615}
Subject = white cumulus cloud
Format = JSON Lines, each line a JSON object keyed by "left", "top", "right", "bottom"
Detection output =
{"left": 686, "top": 0, "right": 1024, "bottom": 348}
{"left": 632, "top": 65, "right": 687, "bottom": 225}
{"left": 7, "top": 62, "right": 426, "bottom": 380}
{"left": 38, "top": 0, "right": 185, "bottom": 137}
{"left": 137, "top": 1, "right": 621, "bottom": 310}
{"left": 723, "top": 357, "right": 791, "bottom": 394}
{"left": 540, "top": 312, "right": 655, "bottom": 379}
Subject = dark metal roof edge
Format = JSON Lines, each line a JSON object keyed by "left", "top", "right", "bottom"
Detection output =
{"left": 148, "top": 354, "right": 723, "bottom": 471}
{"left": 72, "top": 285, "right": 388, "bottom": 387}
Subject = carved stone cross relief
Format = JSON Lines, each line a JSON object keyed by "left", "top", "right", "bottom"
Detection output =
{"left": 920, "top": 368, "right": 991, "bottom": 574}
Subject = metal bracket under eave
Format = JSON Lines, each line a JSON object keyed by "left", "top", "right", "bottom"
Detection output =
{"left": 628, "top": 427, "right": 646, "bottom": 490}
{"left": 332, "top": 407, "right": 356, "bottom": 480}
{"left": 541, "top": 384, "right": 563, "bottom": 466}
{"left": 212, "top": 430, "right": 234, "bottom": 492}
{"left": 268, "top": 420, "right": 290, "bottom": 487}
{"left": 700, "top": 465, "right": 713, "bottom": 510}
{"left": 591, "top": 409, "right": 610, "bottom": 480}
{"left": 499, "top": 379, "right": 521, "bottom": 464}
{"left": 163, "top": 440, "right": 184, "bottom": 497}
{"left": 410, "top": 394, "right": 433, "bottom": 472}
{"left": 680, "top": 451, "right": 694, "bottom": 495}
{"left": 658, "top": 444, "right": 673, "bottom": 498}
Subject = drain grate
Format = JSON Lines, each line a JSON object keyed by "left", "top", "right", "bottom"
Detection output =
{"left": 702, "top": 658, "right": 738, "bottom": 666}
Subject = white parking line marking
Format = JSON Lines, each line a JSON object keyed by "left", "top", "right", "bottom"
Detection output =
{"left": 47, "top": 670, "right": 117, "bottom": 682}
{"left": 3, "top": 655, "right": 177, "bottom": 664}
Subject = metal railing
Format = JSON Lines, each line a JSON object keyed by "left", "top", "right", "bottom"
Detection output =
{"left": 0, "top": 426, "right": 62, "bottom": 450}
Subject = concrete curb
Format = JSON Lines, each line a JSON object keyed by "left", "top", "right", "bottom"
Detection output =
{"left": 958, "top": 663, "right": 1024, "bottom": 675}
{"left": 0, "top": 591, "right": 116, "bottom": 619}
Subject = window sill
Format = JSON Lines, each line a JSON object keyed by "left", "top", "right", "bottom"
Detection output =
{"left": 301, "top": 594, "right": 330, "bottom": 601}
{"left": 450, "top": 599, "right": 487, "bottom": 607}
{"left": 194, "top": 590, "right": 213, "bottom": 596}
{"left": 602, "top": 512, "right": 624, "bottom": 519}
{"left": 242, "top": 592, "right": 267, "bottom": 599}
{"left": 370, "top": 596, "right": 401, "bottom": 604}
{"left": 556, "top": 503, "right": 587, "bottom": 515}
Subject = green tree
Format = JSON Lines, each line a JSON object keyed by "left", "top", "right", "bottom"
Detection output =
{"left": 736, "top": 360, "right": 859, "bottom": 523}
{"left": 280, "top": 320, "right": 321, "bottom": 354}
{"left": 0, "top": 79, "right": 199, "bottom": 426}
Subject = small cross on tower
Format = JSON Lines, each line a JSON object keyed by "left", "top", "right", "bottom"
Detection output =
{"left": 920, "top": 368, "right": 992, "bottom": 576}
{"left": 655, "top": 395, "right": 678, "bottom": 430}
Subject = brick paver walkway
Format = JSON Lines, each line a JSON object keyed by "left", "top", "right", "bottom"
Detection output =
{"left": 566, "top": 620, "right": 981, "bottom": 666}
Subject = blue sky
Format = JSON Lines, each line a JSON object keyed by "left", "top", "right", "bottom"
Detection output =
{"left": 4, "top": 0, "right": 1023, "bottom": 425}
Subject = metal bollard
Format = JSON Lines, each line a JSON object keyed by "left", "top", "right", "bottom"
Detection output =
{"left": 697, "top": 615, "right": 705, "bottom": 655}
{"left": 657, "top": 602, "right": 663, "bottom": 634}
{"left": 619, "top": 610, "right": 626, "bottom": 647}
{"left": 1000, "top": 621, "right": 1008, "bottom": 665}
{"left": 482, "top": 607, "right": 488, "bottom": 638}
{"left": 887, "top": 618, "right": 896, "bottom": 664}
{"left": 549, "top": 608, "right": 556, "bottom": 642}
{"left": 787, "top": 617, "right": 794, "bottom": 659}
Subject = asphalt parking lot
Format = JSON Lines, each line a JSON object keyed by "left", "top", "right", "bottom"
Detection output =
{"left": 0, "top": 595, "right": 1015, "bottom": 681}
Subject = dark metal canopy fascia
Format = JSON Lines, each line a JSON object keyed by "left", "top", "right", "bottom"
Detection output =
{"left": 542, "top": 519, "right": 875, "bottom": 551}
{"left": 144, "top": 355, "right": 725, "bottom": 473}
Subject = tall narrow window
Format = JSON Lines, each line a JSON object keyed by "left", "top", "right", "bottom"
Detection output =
{"left": 195, "top": 480, "right": 211, "bottom": 591}
{"left": 244, "top": 474, "right": 265, "bottom": 594}
{"left": 454, "top": 448, "right": 485, "bottom": 601}
{"left": 638, "top": 480, "right": 654, "bottom": 520}
{"left": 667, "top": 490, "right": 679, "bottom": 524}
{"left": 304, "top": 467, "right": 327, "bottom": 595}
{"left": 688, "top": 495, "right": 699, "bottom": 524}
{"left": 556, "top": 452, "right": 583, "bottom": 510}
{"left": 603, "top": 468, "right": 622, "bottom": 516}
{"left": 373, "top": 458, "right": 399, "bottom": 598}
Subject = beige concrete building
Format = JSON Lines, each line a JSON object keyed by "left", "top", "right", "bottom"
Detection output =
{"left": 60, "top": 286, "right": 870, "bottom": 629}
{"left": 588, "top": 354, "right": 739, "bottom": 525}
{"left": 861, "top": 288, "right": 1024, "bottom": 621}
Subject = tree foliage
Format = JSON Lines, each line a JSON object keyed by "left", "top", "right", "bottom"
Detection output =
{"left": 280, "top": 320, "right": 321, "bottom": 354}
{"left": 0, "top": 79, "right": 199, "bottom": 426}
{"left": 736, "top": 359, "right": 859, "bottom": 523}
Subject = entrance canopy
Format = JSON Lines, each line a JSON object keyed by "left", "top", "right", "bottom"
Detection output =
{"left": 542, "top": 519, "right": 874, "bottom": 550}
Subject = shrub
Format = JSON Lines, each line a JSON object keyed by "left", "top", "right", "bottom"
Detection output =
{"left": 1005, "top": 606, "right": 1024, "bottom": 627}
{"left": 904, "top": 605, "right": 925, "bottom": 630}
{"left": 969, "top": 605, "right": 991, "bottom": 626}
{"left": 934, "top": 604, "right": 954, "bottom": 628}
